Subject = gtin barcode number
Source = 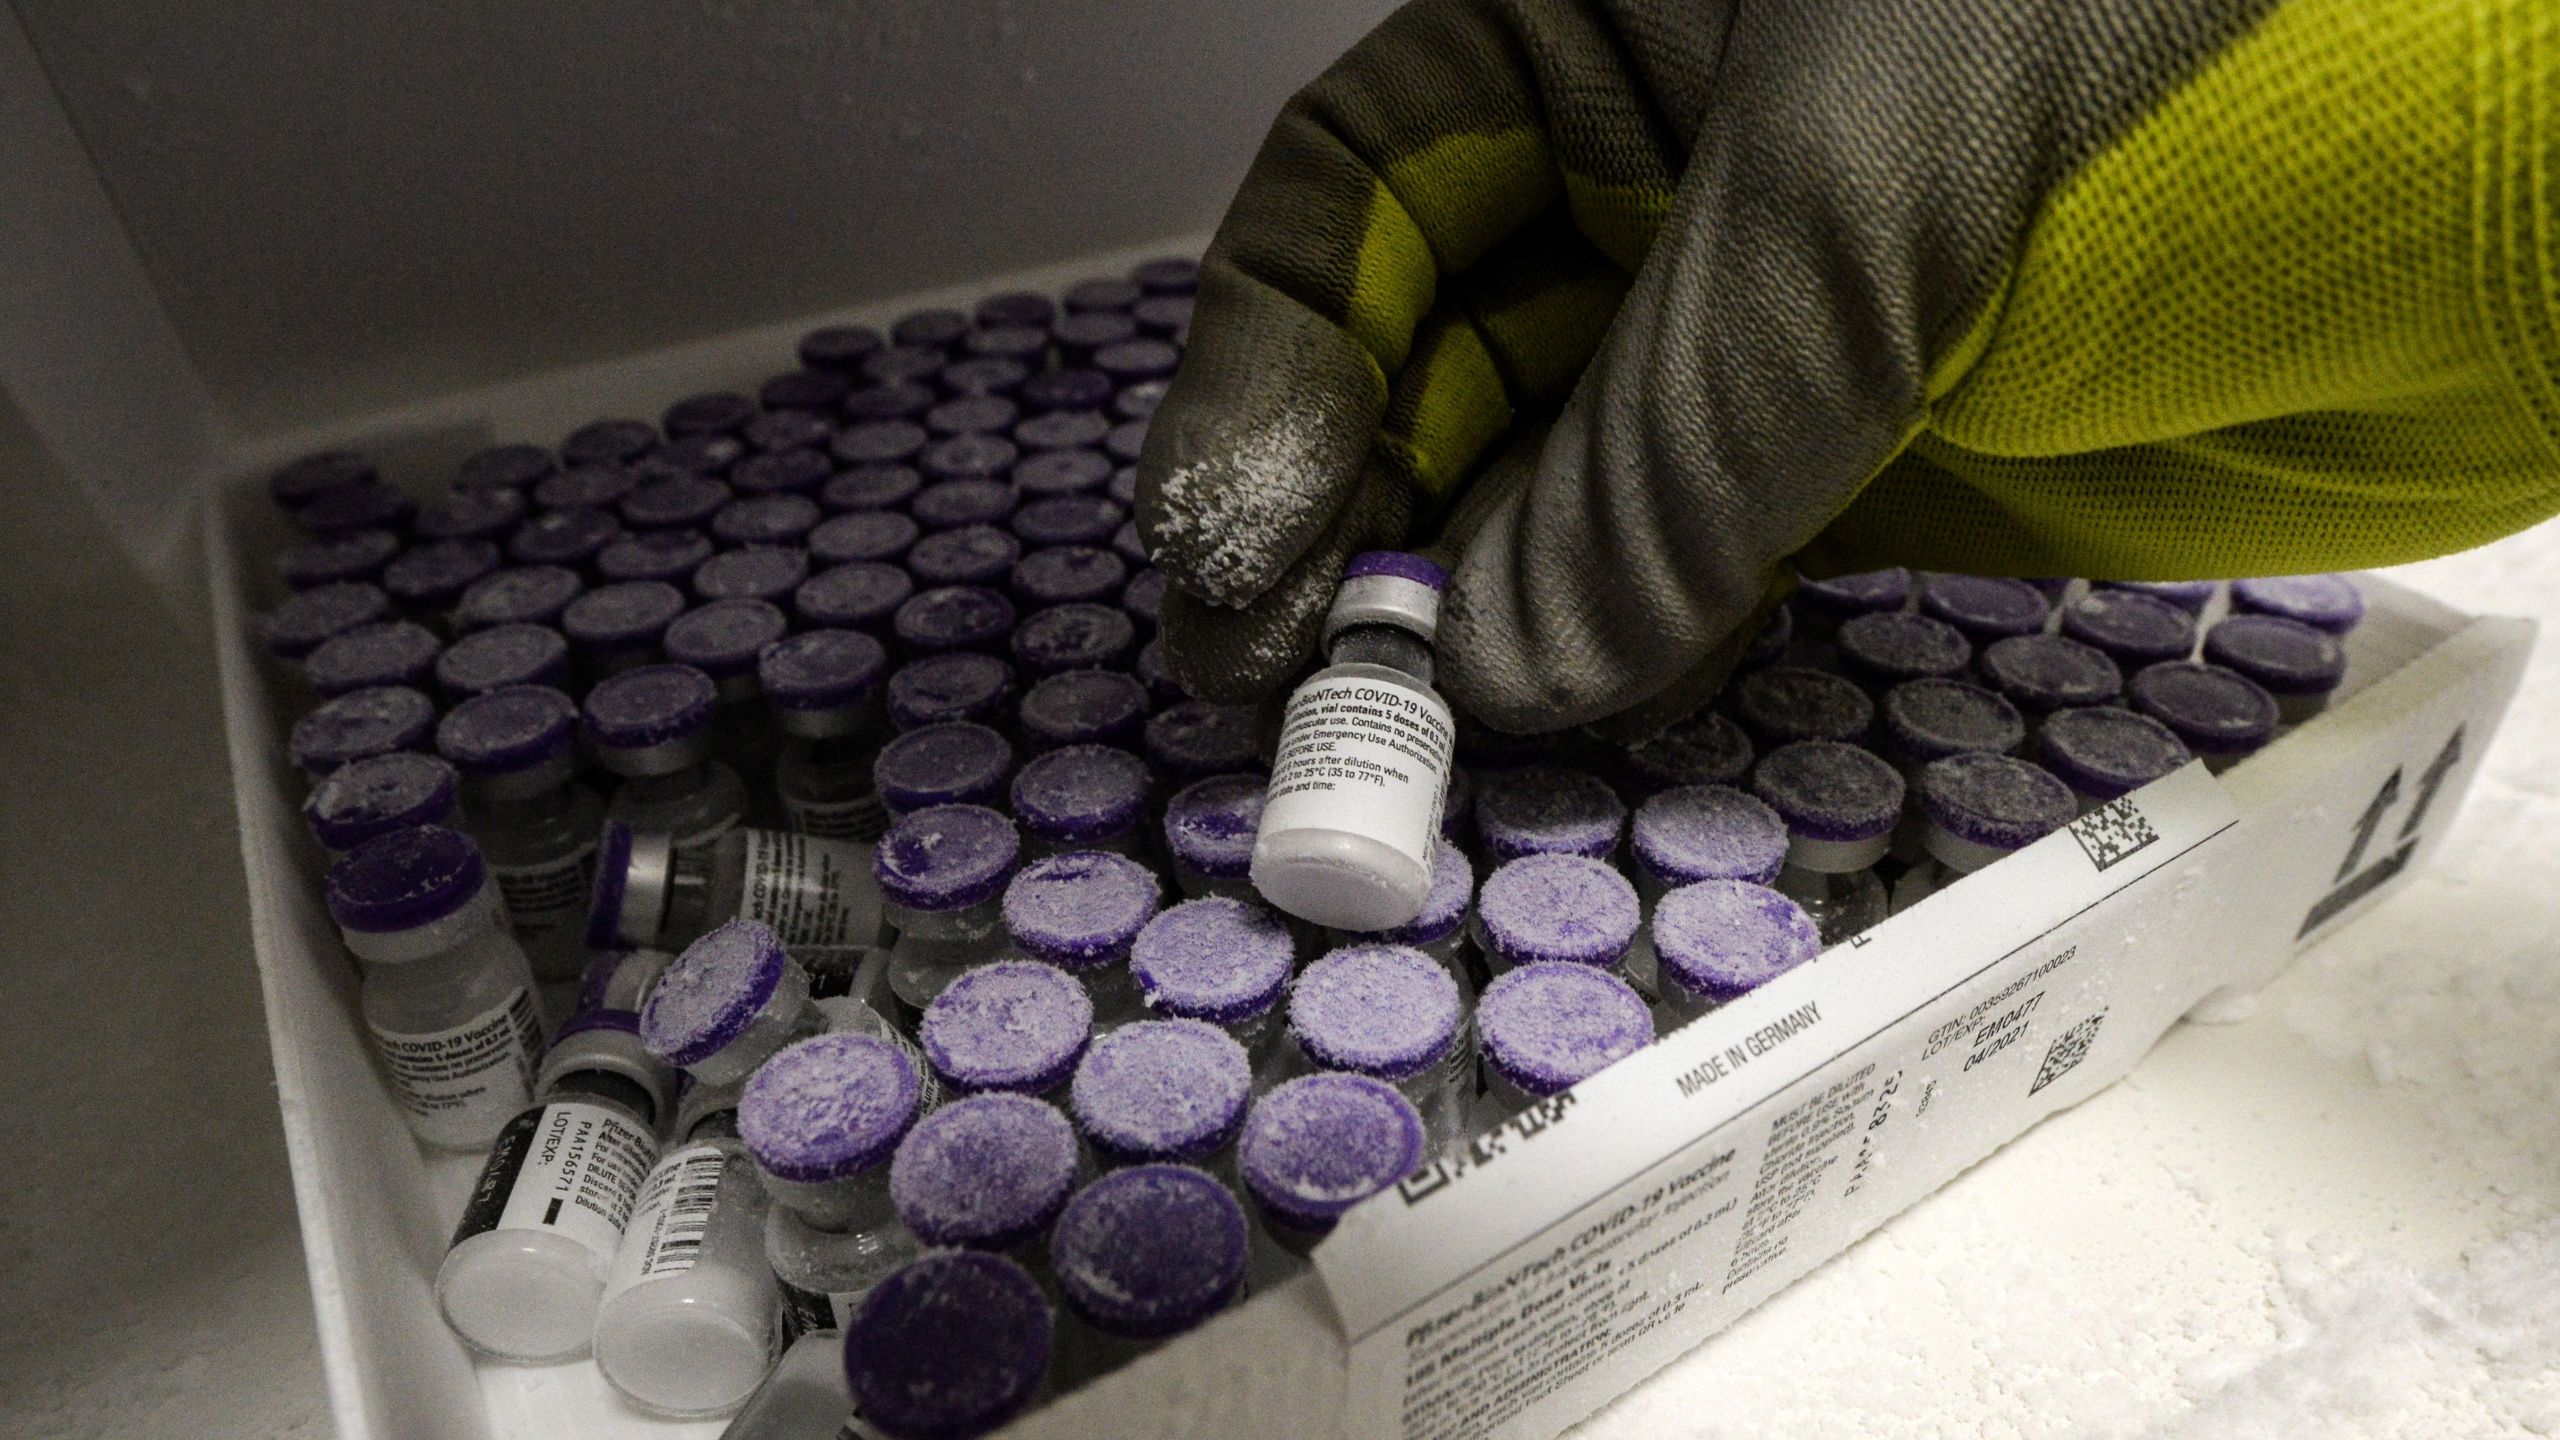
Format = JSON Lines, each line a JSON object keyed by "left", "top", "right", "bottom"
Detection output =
{"left": 635, "top": 1148, "right": 727, "bottom": 1281}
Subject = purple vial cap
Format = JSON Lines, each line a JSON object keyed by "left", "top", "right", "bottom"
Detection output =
{"left": 1054, "top": 1166, "right": 1247, "bottom": 1345}
{"left": 918, "top": 435, "right": 1018, "bottom": 486}
{"left": 810, "top": 510, "right": 923, "bottom": 568}
{"left": 1145, "top": 701, "right": 1261, "bottom": 780}
{"left": 1003, "top": 851, "right": 1161, "bottom": 969}
{"left": 1833, "top": 614, "right": 1973, "bottom": 692}
{"left": 877, "top": 804, "right": 1021, "bottom": 912}
{"left": 1013, "top": 544, "right": 1127, "bottom": 608}
{"left": 1132, "top": 257, "right": 1200, "bottom": 294}
{"left": 1011, "top": 744, "right": 1151, "bottom": 842}
{"left": 943, "top": 356, "right": 1033, "bottom": 398}
{"left": 710, "top": 494, "right": 822, "bottom": 549}
{"left": 2202, "top": 614, "right": 2348, "bottom": 697}
{"left": 1052, "top": 311, "right": 1138, "bottom": 362}
{"left": 1095, "top": 341, "right": 1181, "bottom": 388}
{"left": 264, "top": 581, "right": 395, "bottom": 659}
{"left": 1133, "top": 294, "right": 1194, "bottom": 340}
{"left": 1881, "top": 678, "right": 2027, "bottom": 765}
{"left": 618, "top": 474, "right": 731, "bottom": 531}
{"left": 845, "top": 1252, "right": 1051, "bottom": 1440}
{"left": 2127, "top": 662, "right": 2280, "bottom": 756}
{"left": 290, "top": 686, "right": 437, "bottom": 774}
{"left": 822, "top": 464, "right": 923, "bottom": 513}
{"left": 640, "top": 920, "right": 789, "bottom": 1068}
{"left": 280, "top": 528, "right": 402, "bottom": 590}
{"left": 761, "top": 367, "right": 858, "bottom": 414}
{"left": 1289, "top": 945, "right": 1461, "bottom": 1081}
{"left": 436, "top": 684, "right": 578, "bottom": 775}
{"left": 1018, "top": 669, "right": 1148, "bottom": 750}
{"left": 875, "top": 721, "right": 1014, "bottom": 812}
{"left": 559, "top": 419, "right": 658, "bottom": 467}
{"left": 584, "top": 820, "right": 637, "bottom": 950}
{"left": 1919, "top": 751, "right": 2077, "bottom": 852}
{"left": 739, "top": 1032, "right": 924, "bottom": 1182}
{"left": 797, "top": 561, "right": 915, "bottom": 632}
{"left": 892, "top": 308, "right": 970, "bottom": 351}
{"left": 455, "top": 444, "right": 555, "bottom": 493}
{"left": 1652, "top": 881, "right": 1822, "bottom": 1004}
{"left": 533, "top": 462, "right": 639, "bottom": 514}
{"left": 2037, "top": 707, "right": 2193, "bottom": 801}
{"left": 1130, "top": 897, "right": 1295, "bottom": 1025}
{"left": 760, "top": 628, "right": 888, "bottom": 711}
{"left": 415, "top": 488, "right": 528, "bottom": 545}
{"left": 798, "top": 324, "right": 884, "bottom": 372}
{"left": 1163, "top": 773, "right": 1265, "bottom": 880}
{"left": 1070, "top": 1021, "right": 1252, "bottom": 1165}
{"left": 595, "top": 530, "right": 713, "bottom": 586}
{"left": 1012, "top": 448, "right": 1114, "bottom": 499}
{"left": 890, "top": 1094, "right": 1080, "bottom": 1252}
{"left": 833, "top": 419, "right": 929, "bottom": 467}
{"left": 269, "top": 450, "right": 377, "bottom": 507}
{"left": 1622, "top": 710, "right": 1754, "bottom": 795}
{"left": 1794, "top": 567, "right": 1912, "bottom": 620}
{"left": 742, "top": 408, "right": 835, "bottom": 454}
{"left": 582, "top": 663, "right": 717, "bottom": 749}
{"left": 2094, "top": 579, "right": 2220, "bottom": 614}
{"left": 1020, "top": 368, "right": 1113, "bottom": 413}
{"left": 381, "top": 539, "right": 502, "bottom": 610}
{"left": 964, "top": 324, "right": 1048, "bottom": 364}
{"left": 921, "top": 961, "right": 1095, "bottom": 1095}
{"left": 1011, "top": 603, "right": 1137, "bottom": 676}
{"left": 1478, "top": 854, "right": 1640, "bottom": 968}
{"left": 1475, "top": 766, "right": 1626, "bottom": 862}
{"left": 888, "top": 653, "right": 1018, "bottom": 731}
{"left": 507, "top": 508, "right": 621, "bottom": 569}
{"left": 839, "top": 379, "right": 935, "bottom": 424}
{"left": 1477, "top": 963, "right": 1654, "bottom": 1097}
{"left": 662, "top": 391, "right": 756, "bottom": 438}
{"left": 1114, "top": 380, "right": 1170, "bottom": 423}
{"left": 1012, "top": 495, "right": 1125, "bottom": 550}
{"left": 1631, "top": 784, "right": 1790, "bottom": 888}
{"left": 692, "top": 549, "right": 809, "bottom": 609}
{"left": 1136, "top": 638, "right": 1184, "bottom": 707}
{"left": 866, "top": 345, "right": 949, "bottom": 389}
{"left": 655, "top": 434, "right": 746, "bottom": 479}
{"left": 2230, "top": 574, "right": 2364, "bottom": 633}
{"left": 306, "top": 620, "right": 443, "bottom": 696}
{"left": 1240, "top": 1075, "right": 1423, "bottom": 1235}
{"left": 433, "top": 623, "right": 568, "bottom": 699}
{"left": 894, "top": 586, "right": 1017, "bottom": 656}
{"left": 1012, "top": 408, "right": 1110, "bottom": 454}
{"left": 729, "top": 446, "right": 833, "bottom": 499}
{"left": 1121, "top": 568, "right": 1166, "bottom": 632}
{"left": 561, "top": 580, "right": 688, "bottom": 652}
{"left": 912, "top": 479, "right": 1018, "bottom": 532}
{"left": 907, "top": 525, "right": 1022, "bottom": 589}
{"left": 1352, "top": 843, "right": 1474, "bottom": 947}
{"left": 1063, "top": 277, "right": 1143, "bottom": 312}
{"left": 2060, "top": 589, "right": 2198, "bottom": 668}
{"left": 302, "top": 751, "right": 460, "bottom": 852}
{"left": 1104, "top": 419, "right": 1150, "bottom": 466}
{"left": 295, "top": 482, "right": 415, "bottom": 539}
{"left": 664, "top": 597, "right": 790, "bottom": 679}
{"left": 1733, "top": 666, "right": 1880, "bottom": 748}
{"left": 976, "top": 291, "right": 1057, "bottom": 328}
{"left": 1345, "top": 550, "right": 1449, "bottom": 588}
{"left": 1919, "top": 574, "right": 2052, "bottom": 642}
{"left": 324, "top": 824, "right": 486, "bottom": 934}
{"left": 1750, "top": 740, "right": 1906, "bottom": 843}
{"left": 1978, "top": 634, "right": 2123, "bottom": 714}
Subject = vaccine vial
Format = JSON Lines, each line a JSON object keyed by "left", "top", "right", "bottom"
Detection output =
{"left": 434, "top": 686, "right": 605, "bottom": 982}
{"left": 1917, "top": 573, "right": 2052, "bottom": 647}
{"left": 1250, "top": 552, "right": 1459, "bottom": 932}
{"left": 722, "top": 1315, "right": 853, "bottom": 1440}
{"left": 586, "top": 819, "right": 890, "bottom": 959}
{"left": 919, "top": 960, "right": 1097, "bottom": 1102}
{"left": 875, "top": 721, "right": 1016, "bottom": 820}
{"left": 1877, "top": 678, "right": 2029, "bottom": 863}
{"left": 508, "top": 509, "right": 623, "bottom": 577}
{"left": 1011, "top": 603, "right": 1139, "bottom": 678}
{"left": 539, "top": 463, "right": 639, "bottom": 513}
{"left": 582, "top": 663, "right": 751, "bottom": 861}
{"left": 889, "top": 1093, "right": 1081, "bottom": 1265}
{"left": 290, "top": 685, "right": 438, "bottom": 779}
{"left": 798, "top": 322, "right": 883, "bottom": 372}
{"left": 2230, "top": 574, "right": 2364, "bottom": 635}
{"left": 381, "top": 542, "right": 503, "bottom": 625}
{"left": 1650, "top": 880, "right": 1821, "bottom": 1027}
{"left": 1146, "top": 701, "right": 1265, "bottom": 791}
{"left": 1053, "top": 312, "right": 1137, "bottom": 368}
{"left": 576, "top": 947, "right": 673, "bottom": 1016}
{"left": 740, "top": 1032, "right": 932, "bottom": 1310}
{"left": 1890, "top": 753, "right": 2079, "bottom": 912}
{"left": 2035, "top": 706, "right": 2196, "bottom": 813}
{"left": 2127, "top": 662, "right": 2281, "bottom": 772}
{"left": 301, "top": 750, "right": 460, "bottom": 855}
{"left": 296, "top": 481, "right": 417, "bottom": 538}
{"left": 894, "top": 585, "right": 1019, "bottom": 659}
{"left": 1017, "top": 669, "right": 1150, "bottom": 753}
{"left": 1120, "top": 568, "right": 1166, "bottom": 640}
{"left": 1128, "top": 898, "right": 1297, "bottom": 1077}
{"left": 2202, "top": 614, "right": 2348, "bottom": 725}
{"left": 886, "top": 652, "right": 1019, "bottom": 732}
{"left": 1976, "top": 634, "right": 2123, "bottom": 729}
{"left": 262, "top": 580, "right": 393, "bottom": 662}
{"left": 1285, "top": 944, "right": 1469, "bottom": 1159}
{"left": 1475, "top": 853, "right": 1641, "bottom": 981}
{"left": 1617, "top": 709, "right": 1754, "bottom": 800}
{"left": 760, "top": 629, "right": 893, "bottom": 841}
{"left": 324, "top": 826, "right": 547, "bottom": 1148}
{"left": 595, "top": 530, "right": 714, "bottom": 587}
{"left": 1236, "top": 1074, "right": 1424, "bottom": 1291}
{"left": 432, "top": 623, "right": 569, "bottom": 701}
{"left": 450, "top": 444, "right": 553, "bottom": 494}
{"left": 560, "top": 579, "right": 688, "bottom": 684}
{"left": 1048, "top": 1165, "right": 1247, "bottom": 1388}
{"left": 711, "top": 494, "right": 823, "bottom": 552}
{"left": 269, "top": 449, "right": 378, "bottom": 509}
{"left": 906, "top": 524, "right": 1021, "bottom": 589}
{"left": 560, "top": 418, "right": 660, "bottom": 467}
{"left": 1788, "top": 567, "right": 1912, "bottom": 666}
{"left": 844, "top": 1252, "right": 1053, "bottom": 1440}
{"left": 794, "top": 561, "right": 915, "bottom": 642}
{"left": 459, "top": 564, "right": 586, "bottom": 633}
{"left": 435, "top": 1010, "right": 674, "bottom": 1361}
{"left": 1831, "top": 614, "right": 1972, "bottom": 699}
{"left": 1332, "top": 842, "right": 1475, "bottom": 979}
{"left": 1749, "top": 740, "right": 1905, "bottom": 946}
{"left": 878, "top": 804, "right": 1023, "bottom": 1016}
{"left": 1164, "top": 772, "right": 1266, "bottom": 900}
{"left": 1003, "top": 851, "right": 1161, "bottom": 1028}
{"left": 1735, "top": 603, "right": 1793, "bottom": 673}
{"left": 304, "top": 620, "right": 444, "bottom": 698}
{"left": 810, "top": 509, "right": 923, "bottom": 573}
{"left": 820, "top": 462, "right": 923, "bottom": 515}
{"left": 2059, "top": 589, "right": 2199, "bottom": 671}
{"left": 664, "top": 598, "right": 790, "bottom": 799}
{"left": 1010, "top": 745, "right": 1155, "bottom": 861}
{"left": 1070, "top": 1020, "right": 1254, "bottom": 1180}
{"left": 637, "top": 919, "right": 831, "bottom": 1087}
{"left": 1472, "top": 962, "right": 1653, "bottom": 1121}
{"left": 592, "top": 1109, "right": 780, "bottom": 1419}
{"left": 1472, "top": 765, "right": 1627, "bottom": 863}
{"left": 415, "top": 488, "right": 529, "bottom": 547}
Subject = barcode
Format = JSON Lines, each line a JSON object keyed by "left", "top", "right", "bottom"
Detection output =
{"left": 2069, "top": 797, "right": 2159, "bottom": 872}
{"left": 642, "top": 1152, "right": 727, "bottom": 1277}
{"left": 2030, "top": 1013, "right": 2106, "bottom": 1097}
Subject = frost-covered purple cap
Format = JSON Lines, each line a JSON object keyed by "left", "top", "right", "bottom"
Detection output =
{"left": 1240, "top": 1074, "right": 1423, "bottom": 1235}
{"left": 1751, "top": 740, "right": 1906, "bottom": 844}
{"left": 1014, "top": 450, "right": 1113, "bottom": 502}
{"left": 1136, "top": 638, "right": 1184, "bottom": 708}
{"left": 1070, "top": 1021, "right": 1252, "bottom": 1165}
{"left": 533, "top": 462, "right": 639, "bottom": 515}
{"left": 866, "top": 345, "right": 950, "bottom": 391}
{"left": 306, "top": 620, "right": 443, "bottom": 697}
{"left": 1621, "top": 710, "right": 1754, "bottom": 796}
{"left": 1631, "top": 785, "right": 1789, "bottom": 888}
{"left": 1054, "top": 1164, "right": 1245, "bottom": 1345}
{"left": 1977, "top": 634, "right": 2123, "bottom": 715}
{"left": 594, "top": 530, "right": 713, "bottom": 585}
{"left": 455, "top": 444, "right": 556, "bottom": 494}
{"left": 1131, "top": 897, "right": 1295, "bottom": 1025}
{"left": 690, "top": 549, "right": 808, "bottom": 609}
{"left": 648, "top": 434, "right": 745, "bottom": 479}
{"left": 890, "top": 1094, "right": 1080, "bottom": 1251}
{"left": 616, "top": 474, "right": 729, "bottom": 532}
{"left": 1833, "top": 614, "right": 1972, "bottom": 695}
{"left": 928, "top": 393, "right": 1022, "bottom": 439}
{"left": 2129, "top": 662, "right": 2280, "bottom": 758}
{"left": 2036, "top": 707, "right": 2194, "bottom": 802}
{"left": 911, "top": 480, "right": 1018, "bottom": 535}
{"left": 2094, "top": 579, "right": 2220, "bottom": 614}
{"left": 1018, "top": 669, "right": 1148, "bottom": 750}
{"left": 1289, "top": 945, "right": 1461, "bottom": 1081}
{"left": 325, "top": 824, "right": 487, "bottom": 934}
{"left": 2202, "top": 615, "right": 2348, "bottom": 697}
{"left": 432, "top": 623, "right": 566, "bottom": 699}
{"left": 1010, "top": 744, "right": 1151, "bottom": 844}
{"left": 894, "top": 586, "right": 1016, "bottom": 657}
{"left": 1114, "top": 381, "right": 1169, "bottom": 423}
{"left": 1011, "top": 603, "right": 1137, "bottom": 676}
{"left": 1132, "top": 256, "right": 1200, "bottom": 294}
{"left": 798, "top": 323, "right": 884, "bottom": 373}
{"left": 875, "top": 722, "right": 1013, "bottom": 813}
{"left": 1020, "top": 368, "right": 1113, "bottom": 414}
{"left": 845, "top": 1251, "right": 1051, "bottom": 1440}
{"left": 1881, "top": 678, "right": 2026, "bottom": 766}
{"left": 560, "top": 580, "right": 687, "bottom": 657}
{"left": 943, "top": 356, "right": 1033, "bottom": 398}
{"left": 759, "top": 628, "right": 887, "bottom": 714}
{"left": 743, "top": 409, "right": 835, "bottom": 455}
{"left": 414, "top": 488, "right": 528, "bottom": 545}
{"left": 380, "top": 539, "right": 502, "bottom": 612}
{"left": 2231, "top": 574, "right": 2363, "bottom": 633}
{"left": 832, "top": 419, "right": 929, "bottom": 467}
{"left": 906, "top": 524, "right": 1021, "bottom": 588}
{"left": 437, "top": 684, "right": 578, "bottom": 776}
{"left": 1734, "top": 666, "right": 1879, "bottom": 748}
{"left": 560, "top": 419, "right": 658, "bottom": 467}
{"left": 269, "top": 450, "right": 377, "bottom": 508}
{"left": 739, "top": 1032, "right": 924, "bottom": 1182}
{"left": 810, "top": 511, "right": 922, "bottom": 570}
{"left": 1793, "top": 567, "right": 1911, "bottom": 620}
{"left": 582, "top": 663, "right": 717, "bottom": 750}
{"left": 1010, "top": 495, "right": 1125, "bottom": 550}
{"left": 1095, "top": 339, "right": 1180, "bottom": 387}
{"left": 1144, "top": 701, "right": 1262, "bottom": 781}
{"left": 1162, "top": 773, "right": 1265, "bottom": 880}
{"left": 839, "top": 379, "right": 934, "bottom": 424}
{"left": 1347, "top": 843, "right": 1473, "bottom": 947}
{"left": 821, "top": 464, "right": 923, "bottom": 514}
{"left": 1919, "top": 753, "right": 2076, "bottom": 853}
{"left": 1477, "top": 854, "right": 1640, "bottom": 969}
{"left": 918, "top": 435, "right": 1018, "bottom": 488}
{"left": 921, "top": 961, "right": 1095, "bottom": 1095}
{"left": 664, "top": 598, "right": 789, "bottom": 679}
{"left": 1652, "top": 881, "right": 1821, "bottom": 1004}
{"left": 508, "top": 508, "right": 622, "bottom": 572}
{"left": 1012, "top": 408, "right": 1110, "bottom": 454}
{"left": 1133, "top": 294, "right": 1194, "bottom": 340}
{"left": 728, "top": 446, "right": 832, "bottom": 499}
{"left": 302, "top": 751, "right": 460, "bottom": 852}
{"left": 1011, "top": 544, "right": 1126, "bottom": 607}
{"left": 892, "top": 308, "right": 971, "bottom": 352}
{"left": 887, "top": 653, "right": 1018, "bottom": 731}
{"left": 877, "top": 804, "right": 1021, "bottom": 912}
{"left": 1001, "top": 850, "right": 1161, "bottom": 971}
{"left": 290, "top": 685, "right": 437, "bottom": 774}
{"left": 663, "top": 391, "right": 755, "bottom": 438}
{"left": 1477, "top": 963, "right": 1653, "bottom": 1098}
{"left": 1121, "top": 568, "right": 1166, "bottom": 636}
{"left": 641, "top": 920, "right": 789, "bottom": 1069}
{"left": 796, "top": 561, "right": 915, "bottom": 635}
{"left": 2060, "top": 589, "right": 2197, "bottom": 669}
{"left": 1919, "top": 574, "right": 2051, "bottom": 643}
{"left": 279, "top": 528, "right": 402, "bottom": 590}
{"left": 458, "top": 564, "right": 584, "bottom": 630}
{"left": 709, "top": 494, "right": 822, "bottom": 549}
{"left": 263, "top": 581, "right": 394, "bottom": 660}
{"left": 296, "top": 482, "right": 417, "bottom": 538}
{"left": 1475, "top": 766, "right": 1626, "bottom": 862}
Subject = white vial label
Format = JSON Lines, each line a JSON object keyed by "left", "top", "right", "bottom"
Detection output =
{"left": 1262, "top": 673, "right": 1455, "bottom": 863}
{"left": 370, "top": 988, "right": 544, "bottom": 1136}
{"left": 492, "top": 847, "right": 596, "bottom": 939}
{"left": 454, "top": 1101, "right": 662, "bottom": 1263}
{"left": 740, "top": 829, "right": 876, "bottom": 949}
{"left": 784, "top": 792, "right": 889, "bottom": 842}
{"left": 607, "top": 1142, "right": 730, "bottom": 1293}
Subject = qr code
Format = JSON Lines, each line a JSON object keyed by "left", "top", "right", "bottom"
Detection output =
{"left": 2070, "top": 796, "right": 2159, "bottom": 871}
{"left": 2031, "top": 1013, "right": 2106, "bottom": 1096}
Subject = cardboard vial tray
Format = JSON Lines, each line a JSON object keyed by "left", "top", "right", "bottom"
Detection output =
{"left": 206, "top": 332, "right": 2534, "bottom": 1440}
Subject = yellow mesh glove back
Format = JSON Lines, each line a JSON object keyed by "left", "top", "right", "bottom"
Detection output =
{"left": 1137, "top": 0, "right": 2560, "bottom": 734}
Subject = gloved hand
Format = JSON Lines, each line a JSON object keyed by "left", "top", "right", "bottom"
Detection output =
{"left": 1138, "top": 0, "right": 2560, "bottom": 735}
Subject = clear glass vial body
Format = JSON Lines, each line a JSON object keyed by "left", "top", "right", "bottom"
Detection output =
{"left": 607, "top": 758, "right": 751, "bottom": 863}
{"left": 593, "top": 1123, "right": 781, "bottom": 1419}
{"left": 883, "top": 899, "right": 1006, "bottom": 1019}
{"left": 629, "top": 826, "right": 889, "bottom": 956}
{"left": 777, "top": 727, "right": 890, "bottom": 842}
{"left": 351, "top": 886, "right": 547, "bottom": 1150}
{"left": 1770, "top": 828, "right": 1893, "bottom": 948}
{"left": 460, "top": 759, "right": 605, "bottom": 984}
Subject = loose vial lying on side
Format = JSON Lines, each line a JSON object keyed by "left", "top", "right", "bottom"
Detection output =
{"left": 878, "top": 804, "right": 1022, "bottom": 1017}
{"left": 1749, "top": 740, "right": 1905, "bottom": 946}
{"left": 637, "top": 919, "right": 830, "bottom": 1089}
{"left": 583, "top": 663, "right": 751, "bottom": 861}
{"left": 1285, "top": 944, "right": 1469, "bottom": 1159}
{"left": 1473, "top": 963, "right": 1654, "bottom": 1124}
{"left": 845, "top": 1252, "right": 1053, "bottom": 1440}
{"left": 2036, "top": 707, "right": 2196, "bottom": 813}
{"left": 742, "top": 1032, "right": 932, "bottom": 1316}
{"left": 592, "top": 1109, "right": 778, "bottom": 1419}
{"left": 1238, "top": 1074, "right": 1425, "bottom": 1291}
{"left": 1049, "top": 1165, "right": 1247, "bottom": 1389}
{"left": 435, "top": 685, "right": 604, "bottom": 982}
{"left": 1891, "top": 753, "right": 2079, "bottom": 913}
{"left": 586, "top": 818, "right": 889, "bottom": 966}
{"left": 1128, "top": 897, "right": 1297, "bottom": 1078}
{"left": 1003, "top": 851, "right": 1161, "bottom": 1028}
{"left": 1650, "top": 881, "right": 1821, "bottom": 1028}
